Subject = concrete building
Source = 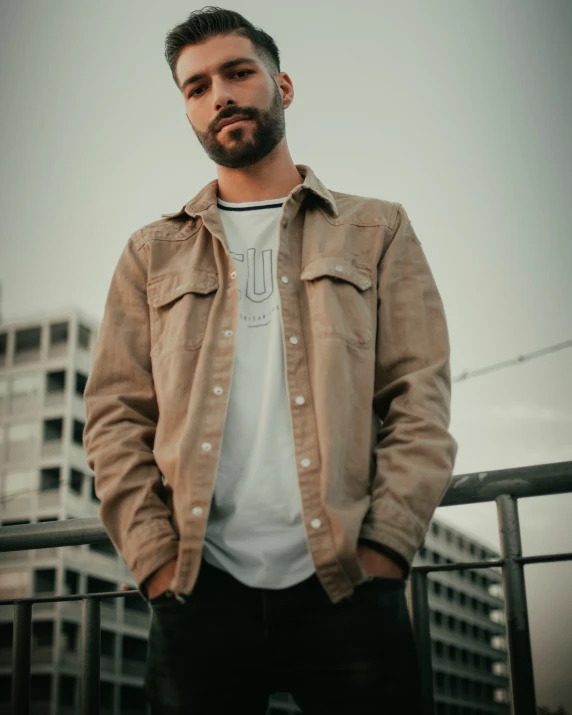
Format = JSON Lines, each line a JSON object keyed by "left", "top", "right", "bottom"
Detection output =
{"left": 0, "top": 310, "right": 509, "bottom": 715}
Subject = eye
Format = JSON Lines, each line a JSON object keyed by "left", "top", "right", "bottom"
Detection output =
{"left": 187, "top": 70, "right": 253, "bottom": 99}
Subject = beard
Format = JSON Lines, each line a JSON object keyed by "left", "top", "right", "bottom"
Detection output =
{"left": 190, "top": 80, "right": 285, "bottom": 169}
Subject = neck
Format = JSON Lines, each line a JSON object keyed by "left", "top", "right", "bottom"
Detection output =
{"left": 215, "top": 141, "right": 303, "bottom": 203}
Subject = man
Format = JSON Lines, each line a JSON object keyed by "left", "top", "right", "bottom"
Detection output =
{"left": 83, "top": 6, "right": 458, "bottom": 714}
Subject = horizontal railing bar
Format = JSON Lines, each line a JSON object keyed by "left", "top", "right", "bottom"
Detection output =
{"left": 414, "top": 559, "right": 505, "bottom": 573}
{"left": 517, "top": 552, "right": 572, "bottom": 565}
{"left": 0, "top": 516, "right": 108, "bottom": 551}
{"left": 441, "top": 460, "right": 572, "bottom": 506}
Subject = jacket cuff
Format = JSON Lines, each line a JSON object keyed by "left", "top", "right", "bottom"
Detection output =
{"left": 358, "top": 538, "right": 411, "bottom": 578}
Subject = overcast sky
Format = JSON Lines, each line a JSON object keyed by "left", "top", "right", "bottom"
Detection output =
{"left": 1, "top": 0, "right": 571, "bottom": 709}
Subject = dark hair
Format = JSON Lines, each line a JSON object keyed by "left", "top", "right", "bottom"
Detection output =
{"left": 165, "top": 6, "right": 281, "bottom": 88}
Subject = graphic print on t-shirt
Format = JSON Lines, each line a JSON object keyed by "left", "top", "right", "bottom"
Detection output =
{"left": 229, "top": 248, "right": 277, "bottom": 326}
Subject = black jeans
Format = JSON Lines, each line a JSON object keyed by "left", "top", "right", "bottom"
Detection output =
{"left": 144, "top": 557, "right": 423, "bottom": 714}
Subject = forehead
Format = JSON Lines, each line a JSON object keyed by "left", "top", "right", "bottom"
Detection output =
{"left": 175, "top": 33, "right": 259, "bottom": 87}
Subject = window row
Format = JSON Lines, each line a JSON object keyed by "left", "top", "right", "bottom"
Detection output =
{"left": 428, "top": 578, "right": 492, "bottom": 615}
{"left": 432, "top": 639, "right": 507, "bottom": 675}
{"left": 431, "top": 609, "right": 501, "bottom": 645}
{"left": 0, "top": 370, "right": 87, "bottom": 410}
{"left": 0, "top": 417, "right": 86, "bottom": 463}
{"left": 0, "top": 466, "right": 97, "bottom": 501}
{"left": 435, "top": 670, "right": 496, "bottom": 701}
{"left": 429, "top": 522, "right": 495, "bottom": 561}
{"left": 0, "top": 321, "right": 92, "bottom": 360}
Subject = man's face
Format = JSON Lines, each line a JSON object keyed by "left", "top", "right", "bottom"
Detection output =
{"left": 175, "top": 34, "right": 290, "bottom": 169}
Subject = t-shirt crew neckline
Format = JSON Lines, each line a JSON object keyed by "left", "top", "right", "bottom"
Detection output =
{"left": 217, "top": 196, "right": 288, "bottom": 211}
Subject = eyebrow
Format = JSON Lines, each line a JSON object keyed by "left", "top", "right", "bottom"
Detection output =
{"left": 180, "top": 57, "right": 258, "bottom": 93}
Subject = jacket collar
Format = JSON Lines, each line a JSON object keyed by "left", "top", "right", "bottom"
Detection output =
{"left": 161, "top": 164, "right": 338, "bottom": 220}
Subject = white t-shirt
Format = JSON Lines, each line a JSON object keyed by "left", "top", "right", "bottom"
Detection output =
{"left": 202, "top": 195, "right": 316, "bottom": 589}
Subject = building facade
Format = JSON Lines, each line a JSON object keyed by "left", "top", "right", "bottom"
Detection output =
{"left": 0, "top": 310, "right": 509, "bottom": 715}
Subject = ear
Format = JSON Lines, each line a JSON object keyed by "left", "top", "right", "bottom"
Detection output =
{"left": 275, "top": 72, "right": 294, "bottom": 109}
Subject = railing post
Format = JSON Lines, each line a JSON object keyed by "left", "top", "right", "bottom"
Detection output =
{"left": 496, "top": 494, "right": 537, "bottom": 714}
{"left": 12, "top": 600, "right": 32, "bottom": 715}
{"left": 410, "top": 570, "right": 435, "bottom": 714}
{"left": 81, "top": 596, "right": 101, "bottom": 715}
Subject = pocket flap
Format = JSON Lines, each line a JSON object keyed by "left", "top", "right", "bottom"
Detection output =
{"left": 300, "top": 257, "right": 373, "bottom": 291}
{"left": 147, "top": 269, "right": 219, "bottom": 308}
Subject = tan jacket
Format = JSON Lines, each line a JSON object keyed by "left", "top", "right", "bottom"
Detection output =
{"left": 83, "top": 164, "right": 458, "bottom": 604}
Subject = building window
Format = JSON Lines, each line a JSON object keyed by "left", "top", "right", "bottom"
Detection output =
{"left": 78, "top": 325, "right": 91, "bottom": 350}
{"left": 431, "top": 522, "right": 440, "bottom": 536}
{"left": 30, "top": 674, "right": 52, "bottom": 703}
{"left": 50, "top": 322, "right": 68, "bottom": 345}
{"left": 43, "top": 418, "right": 63, "bottom": 441}
{"left": 0, "top": 332, "right": 7, "bottom": 361}
{"left": 69, "top": 469, "right": 83, "bottom": 495}
{"left": 446, "top": 586, "right": 455, "bottom": 602}
{"left": 64, "top": 570, "right": 79, "bottom": 595}
{"left": 59, "top": 675, "right": 77, "bottom": 707}
{"left": 46, "top": 371, "right": 66, "bottom": 393}
{"left": 15, "top": 327, "right": 41, "bottom": 355}
{"left": 75, "top": 372, "right": 87, "bottom": 396}
{"left": 445, "top": 530, "right": 452, "bottom": 543}
{"left": 32, "top": 621, "right": 54, "bottom": 648}
{"left": 100, "top": 682, "right": 114, "bottom": 709}
{"left": 120, "top": 685, "right": 147, "bottom": 712}
{"left": 34, "top": 569, "right": 56, "bottom": 594}
{"left": 72, "top": 419, "right": 84, "bottom": 446}
{"left": 494, "top": 688, "right": 509, "bottom": 703}
{"left": 40, "top": 467, "right": 60, "bottom": 491}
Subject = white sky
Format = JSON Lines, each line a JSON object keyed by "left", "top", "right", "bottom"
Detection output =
{"left": 1, "top": 0, "right": 571, "bottom": 709}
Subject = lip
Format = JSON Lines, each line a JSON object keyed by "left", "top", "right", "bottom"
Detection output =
{"left": 218, "top": 117, "right": 252, "bottom": 132}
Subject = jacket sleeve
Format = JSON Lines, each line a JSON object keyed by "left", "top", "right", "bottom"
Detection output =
{"left": 83, "top": 234, "right": 179, "bottom": 596}
{"left": 358, "top": 203, "right": 458, "bottom": 573}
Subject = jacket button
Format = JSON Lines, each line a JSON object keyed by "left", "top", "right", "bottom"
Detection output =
{"left": 310, "top": 519, "right": 321, "bottom": 529}
{"left": 301, "top": 458, "right": 311, "bottom": 468}
{"left": 282, "top": 219, "right": 288, "bottom": 228}
{"left": 295, "top": 396, "right": 305, "bottom": 405}
{"left": 201, "top": 442, "right": 212, "bottom": 452}
{"left": 335, "top": 265, "right": 344, "bottom": 272}
{"left": 213, "top": 386, "right": 223, "bottom": 395}
{"left": 289, "top": 336, "right": 298, "bottom": 345}
{"left": 192, "top": 507, "right": 203, "bottom": 516}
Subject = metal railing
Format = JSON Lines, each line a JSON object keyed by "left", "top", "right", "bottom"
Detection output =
{"left": 1, "top": 459, "right": 571, "bottom": 715}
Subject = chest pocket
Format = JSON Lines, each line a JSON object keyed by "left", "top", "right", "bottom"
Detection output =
{"left": 147, "top": 268, "right": 219, "bottom": 357}
{"left": 300, "top": 257, "right": 374, "bottom": 348}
